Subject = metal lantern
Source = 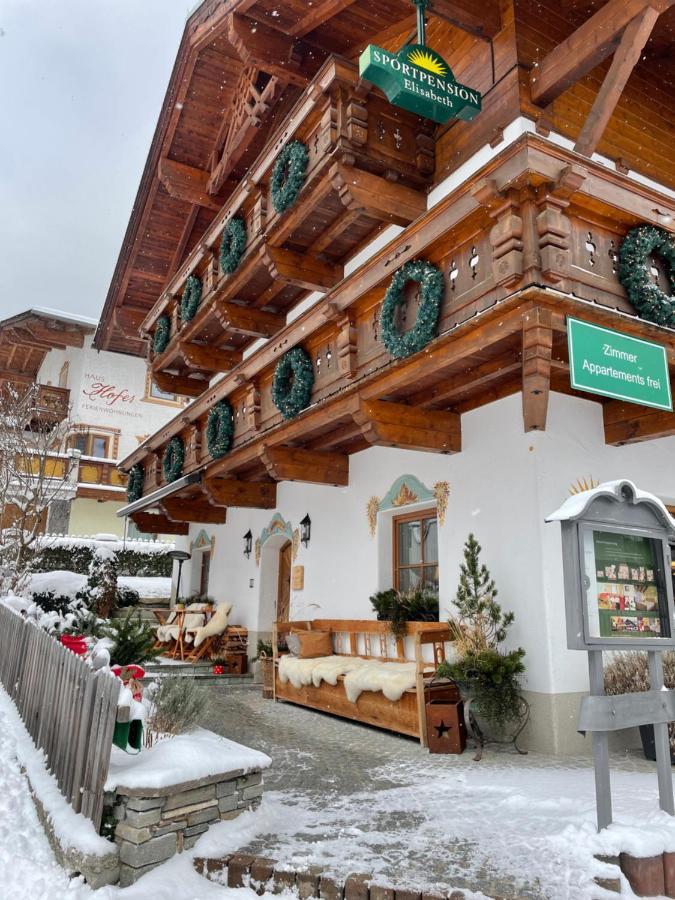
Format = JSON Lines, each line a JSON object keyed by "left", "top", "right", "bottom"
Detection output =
{"left": 300, "top": 514, "right": 311, "bottom": 547}
{"left": 243, "top": 529, "right": 253, "bottom": 558}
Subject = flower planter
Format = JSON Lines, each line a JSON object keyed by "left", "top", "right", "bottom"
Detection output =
{"left": 639, "top": 724, "right": 675, "bottom": 764}
{"left": 212, "top": 664, "right": 225, "bottom": 675}
{"left": 59, "top": 635, "right": 88, "bottom": 656}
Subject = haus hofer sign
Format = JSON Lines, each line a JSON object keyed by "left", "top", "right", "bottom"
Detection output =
{"left": 359, "top": 43, "right": 482, "bottom": 124}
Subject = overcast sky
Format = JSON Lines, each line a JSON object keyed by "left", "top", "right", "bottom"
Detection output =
{"left": 0, "top": 0, "right": 193, "bottom": 322}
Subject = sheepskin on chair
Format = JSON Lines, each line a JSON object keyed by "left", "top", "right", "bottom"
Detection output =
{"left": 191, "top": 602, "right": 232, "bottom": 648}
{"left": 343, "top": 660, "right": 417, "bottom": 703}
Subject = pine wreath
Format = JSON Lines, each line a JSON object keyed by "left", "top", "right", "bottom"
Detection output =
{"left": 153, "top": 315, "right": 171, "bottom": 355}
{"left": 206, "top": 400, "right": 234, "bottom": 459}
{"left": 162, "top": 436, "right": 185, "bottom": 484}
{"left": 126, "top": 463, "right": 144, "bottom": 502}
{"left": 180, "top": 275, "right": 203, "bottom": 323}
{"left": 619, "top": 225, "right": 675, "bottom": 327}
{"left": 379, "top": 259, "right": 445, "bottom": 359}
{"left": 272, "top": 347, "right": 314, "bottom": 420}
{"left": 271, "top": 141, "right": 309, "bottom": 214}
{"left": 219, "top": 217, "right": 247, "bottom": 275}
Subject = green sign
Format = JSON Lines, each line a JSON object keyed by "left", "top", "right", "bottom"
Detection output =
{"left": 567, "top": 318, "right": 672, "bottom": 411}
{"left": 358, "top": 43, "right": 481, "bottom": 124}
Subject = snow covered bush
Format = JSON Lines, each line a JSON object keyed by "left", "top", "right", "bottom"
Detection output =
{"left": 30, "top": 540, "right": 173, "bottom": 577}
{"left": 146, "top": 676, "right": 212, "bottom": 740}
{"left": 77, "top": 545, "right": 119, "bottom": 618}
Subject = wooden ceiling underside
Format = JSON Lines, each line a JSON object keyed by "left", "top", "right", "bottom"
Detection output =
{"left": 0, "top": 312, "right": 91, "bottom": 384}
{"left": 96, "top": 0, "right": 675, "bottom": 357}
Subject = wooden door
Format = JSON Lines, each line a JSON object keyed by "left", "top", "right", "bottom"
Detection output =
{"left": 277, "top": 541, "right": 292, "bottom": 623}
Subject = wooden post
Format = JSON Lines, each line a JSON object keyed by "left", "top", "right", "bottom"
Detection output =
{"left": 648, "top": 651, "right": 675, "bottom": 816}
{"left": 522, "top": 308, "right": 553, "bottom": 432}
{"left": 588, "top": 650, "right": 612, "bottom": 830}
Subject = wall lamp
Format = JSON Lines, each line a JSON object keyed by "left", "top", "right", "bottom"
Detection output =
{"left": 243, "top": 529, "right": 253, "bottom": 559}
{"left": 300, "top": 514, "right": 311, "bottom": 548}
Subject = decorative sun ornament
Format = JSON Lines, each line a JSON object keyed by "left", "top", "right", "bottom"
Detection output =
{"left": 569, "top": 476, "right": 600, "bottom": 496}
{"left": 407, "top": 48, "right": 447, "bottom": 77}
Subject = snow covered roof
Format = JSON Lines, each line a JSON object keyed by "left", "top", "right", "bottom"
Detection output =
{"left": 546, "top": 479, "right": 675, "bottom": 534}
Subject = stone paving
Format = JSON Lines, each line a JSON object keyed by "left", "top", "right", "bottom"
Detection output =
{"left": 198, "top": 686, "right": 655, "bottom": 899}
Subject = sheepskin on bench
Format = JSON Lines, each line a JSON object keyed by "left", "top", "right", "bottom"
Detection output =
{"left": 278, "top": 654, "right": 417, "bottom": 703}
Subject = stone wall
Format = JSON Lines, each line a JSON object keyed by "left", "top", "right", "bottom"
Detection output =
{"left": 109, "top": 769, "right": 264, "bottom": 886}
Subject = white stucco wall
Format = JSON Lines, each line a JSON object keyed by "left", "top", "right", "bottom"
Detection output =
{"left": 37, "top": 334, "right": 182, "bottom": 460}
{"left": 173, "top": 390, "right": 675, "bottom": 699}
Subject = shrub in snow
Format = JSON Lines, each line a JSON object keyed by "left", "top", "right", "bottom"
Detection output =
{"left": 103, "top": 611, "right": 161, "bottom": 667}
{"left": 78, "top": 546, "right": 119, "bottom": 619}
{"left": 369, "top": 587, "right": 439, "bottom": 638}
{"left": 27, "top": 590, "right": 75, "bottom": 617}
{"left": 117, "top": 586, "right": 140, "bottom": 609}
{"left": 437, "top": 533, "right": 526, "bottom": 732}
{"left": 30, "top": 542, "right": 173, "bottom": 578}
{"left": 605, "top": 651, "right": 675, "bottom": 751}
{"left": 146, "top": 676, "right": 212, "bottom": 741}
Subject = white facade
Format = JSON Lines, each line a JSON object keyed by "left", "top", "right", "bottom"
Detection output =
{"left": 37, "top": 325, "right": 182, "bottom": 536}
{"left": 173, "top": 391, "right": 675, "bottom": 753}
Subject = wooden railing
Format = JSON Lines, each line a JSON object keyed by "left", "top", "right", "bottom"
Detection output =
{"left": 77, "top": 458, "right": 127, "bottom": 499}
{"left": 143, "top": 55, "right": 434, "bottom": 394}
{"left": 123, "top": 133, "right": 675, "bottom": 505}
{"left": 0, "top": 605, "right": 120, "bottom": 830}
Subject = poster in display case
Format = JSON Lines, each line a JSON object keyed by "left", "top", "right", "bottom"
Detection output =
{"left": 582, "top": 527, "right": 669, "bottom": 641}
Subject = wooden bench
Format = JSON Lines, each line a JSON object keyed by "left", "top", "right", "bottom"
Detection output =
{"left": 273, "top": 619, "right": 453, "bottom": 746}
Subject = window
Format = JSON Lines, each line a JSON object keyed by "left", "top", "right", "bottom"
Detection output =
{"left": 199, "top": 550, "right": 211, "bottom": 597}
{"left": 143, "top": 369, "right": 183, "bottom": 406}
{"left": 393, "top": 509, "right": 439, "bottom": 592}
{"left": 67, "top": 432, "right": 110, "bottom": 458}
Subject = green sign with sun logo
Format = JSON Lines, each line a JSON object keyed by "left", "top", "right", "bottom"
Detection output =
{"left": 359, "top": 43, "right": 481, "bottom": 124}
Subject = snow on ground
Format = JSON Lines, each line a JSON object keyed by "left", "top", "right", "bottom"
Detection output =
{"left": 106, "top": 729, "right": 271, "bottom": 792}
{"left": 27, "top": 570, "right": 171, "bottom": 599}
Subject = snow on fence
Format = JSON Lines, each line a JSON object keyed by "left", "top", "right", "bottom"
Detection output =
{"left": 0, "top": 604, "right": 120, "bottom": 830}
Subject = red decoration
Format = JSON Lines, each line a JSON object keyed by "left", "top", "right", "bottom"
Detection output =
{"left": 60, "top": 635, "right": 88, "bottom": 656}
{"left": 212, "top": 664, "right": 225, "bottom": 675}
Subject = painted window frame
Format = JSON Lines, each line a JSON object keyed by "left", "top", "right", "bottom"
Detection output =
{"left": 392, "top": 507, "right": 439, "bottom": 592}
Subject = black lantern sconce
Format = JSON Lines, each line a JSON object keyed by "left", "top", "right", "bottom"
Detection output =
{"left": 243, "top": 529, "right": 253, "bottom": 559}
{"left": 300, "top": 514, "right": 311, "bottom": 548}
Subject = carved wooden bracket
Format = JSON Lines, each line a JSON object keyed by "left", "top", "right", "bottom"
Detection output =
{"left": 472, "top": 179, "right": 524, "bottom": 289}
{"left": 336, "top": 314, "right": 357, "bottom": 379}
{"left": 245, "top": 382, "right": 261, "bottom": 431}
{"left": 522, "top": 308, "right": 553, "bottom": 433}
{"left": 535, "top": 165, "right": 586, "bottom": 282}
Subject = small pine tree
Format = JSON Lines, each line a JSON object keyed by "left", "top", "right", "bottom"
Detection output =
{"left": 103, "top": 612, "right": 161, "bottom": 666}
{"left": 84, "top": 546, "right": 119, "bottom": 619}
{"left": 452, "top": 533, "right": 514, "bottom": 651}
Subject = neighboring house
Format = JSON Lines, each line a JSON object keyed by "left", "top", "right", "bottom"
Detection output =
{"left": 0, "top": 308, "right": 183, "bottom": 538}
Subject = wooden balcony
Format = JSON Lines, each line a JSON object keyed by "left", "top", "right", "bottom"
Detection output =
{"left": 77, "top": 458, "right": 127, "bottom": 502}
{"left": 33, "top": 384, "right": 70, "bottom": 426}
{"left": 122, "top": 133, "right": 675, "bottom": 519}
{"left": 142, "top": 56, "right": 435, "bottom": 397}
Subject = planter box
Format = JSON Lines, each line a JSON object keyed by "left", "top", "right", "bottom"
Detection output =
{"left": 639, "top": 724, "right": 675, "bottom": 764}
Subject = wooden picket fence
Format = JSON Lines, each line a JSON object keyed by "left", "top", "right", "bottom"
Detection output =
{"left": 0, "top": 604, "right": 120, "bottom": 830}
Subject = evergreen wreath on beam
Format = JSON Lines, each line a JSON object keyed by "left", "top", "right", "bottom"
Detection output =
{"left": 219, "top": 217, "right": 247, "bottom": 275}
{"left": 206, "top": 399, "right": 234, "bottom": 458}
{"left": 272, "top": 346, "right": 314, "bottom": 420}
{"left": 126, "top": 463, "right": 144, "bottom": 503}
{"left": 180, "top": 275, "right": 203, "bottom": 323}
{"left": 379, "top": 259, "right": 445, "bottom": 359}
{"left": 270, "top": 140, "right": 309, "bottom": 214}
{"left": 162, "top": 436, "right": 185, "bottom": 484}
{"left": 153, "top": 315, "right": 171, "bottom": 355}
{"left": 619, "top": 224, "right": 675, "bottom": 327}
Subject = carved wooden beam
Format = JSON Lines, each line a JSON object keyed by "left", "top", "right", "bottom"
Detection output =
{"left": 261, "top": 445, "right": 349, "bottom": 486}
{"left": 130, "top": 512, "right": 189, "bottom": 536}
{"left": 530, "top": 0, "right": 674, "bottom": 106}
{"left": 427, "top": 0, "right": 501, "bottom": 39}
{"left": 574, "top": 7, "right": 660, "bottom": 158}
{"left": 202, "top": 477, "right": 277, "bottom": 508}
{"left": 226, "top": 14, "right": 310, "bottom": 87}
{"left": 179, "top": 341, "right": 242, "bottom": 373}
{"left": 215, "top": 301, "right": 286, "bottom": 339}
{"left": 332, "top": 164, "right": 426, "bottom": 227}
{"left": 354, "top": 399, "right": 461, "bottom": 453}
{"left": 522, "top": 308, "right": 553, "bottom": 432}
{"left": 158, "top": 158, "right": 221, "bottom": 211}
{"left": 604, "top": 382, "right": 675, "bottom": 445}
{"left": 161, "top": 498, "right": 227, "bottom": 524}
{"left": 152, "top": 370, "right": 209, "bottom": 398}
{"left": 289, "top": 0, "right": 358, "bottom": 37}
{"left": 263, "top": 246, "right": 343, "bottom": 292}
